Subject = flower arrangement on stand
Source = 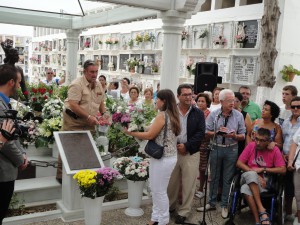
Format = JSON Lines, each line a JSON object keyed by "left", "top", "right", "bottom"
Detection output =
{"left": 35, "top": 117, "right": 62, "bottom": 148}
{"left": 73, "top": 167, "right": 119, "bottom": 225}
{"left": 213, "top": 35, "right": 227, "bottom": 48}
{"left": 186, "top": 58, "right": 196, "bottom": 77}
{"left": 126, "top": 57, "right": 139, "bottom": 72}
{"left": 42, "top": 98, "right": 64, "bottom": 119}
{"left": 113, "top": 156, "right": 150, "bottom": 216}
{"left": 28, "top": 84, "right": 54, "bottom": 112}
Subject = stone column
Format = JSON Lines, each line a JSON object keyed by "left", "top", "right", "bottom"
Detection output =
{"left": 65, "top": 29, "right": 81, "bottom": 84}
{"left": 159, "top": 11, "right": 189, "bottom": 95}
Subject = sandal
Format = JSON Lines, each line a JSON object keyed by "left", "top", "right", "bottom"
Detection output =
{"left": 259, "top": 212, "right": 271, "bottom": 225}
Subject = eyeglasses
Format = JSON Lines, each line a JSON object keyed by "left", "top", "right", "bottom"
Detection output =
{"left": 291, "top": 105, "right": 300, "bottom": 109}
{"left": 255, "top": 137, "right": 269, "bottom": 143}
{"left": 47, "top": 72, "right": 53, "bottom": 74}
{"left": 181, "top": 93, "right": 192, "bottom": 97}
{"left": 224, "top": 99, "right": 235, "bottom": 103}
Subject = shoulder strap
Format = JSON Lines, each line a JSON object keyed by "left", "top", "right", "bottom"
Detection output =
{"left": 163, "top": 112, "right": 168, "bottom": 147}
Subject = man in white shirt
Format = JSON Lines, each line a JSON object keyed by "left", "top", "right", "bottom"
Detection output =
{"left": 41, "top": 69, "right": 65, "bottom": 86}
{"left": 277, "top": 85, "right": 298, "bottom": 126}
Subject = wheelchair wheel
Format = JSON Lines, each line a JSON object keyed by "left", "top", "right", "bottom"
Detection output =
{"left": 275, "top": 190, "right": 285, "bottom": 225}
{"left": 226, "top": 173, "right": 240, "bottom": 224}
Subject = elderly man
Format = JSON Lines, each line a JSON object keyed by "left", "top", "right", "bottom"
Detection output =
{"left": 56, "top": 60, "right": 106, "bottom": 183}
{"left": 41, "top": 68, "right": 65, "bottom": 86}
{"left": 197, "top": 89, "right": 246, "bottom": 219}
{"left": 239, "top": 86, "right": 261, "bottom": 121}
{"left": 168, "top": 84, "right": 205, "bottom": 224}
{"left": 237, "top": 128, "right": 286, "bottom": 225}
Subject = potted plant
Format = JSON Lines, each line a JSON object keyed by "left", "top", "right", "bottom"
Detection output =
{"left": 198, "top": 29, "right": 208, "bottom": 39}
{"left": 280, "top": 64, "right": 300, "bottom": 82}
{"left": 73, "top": 168, "right": 119, "bottom": 225}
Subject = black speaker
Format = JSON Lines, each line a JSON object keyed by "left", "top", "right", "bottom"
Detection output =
{"left": 194, "top": 62, "right": 221, "bottom": 94}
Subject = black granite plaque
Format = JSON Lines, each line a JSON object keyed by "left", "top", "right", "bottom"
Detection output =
{"left": 120, "top": 54, "right": 129, "bottom": 70}
{"left": 101, "top": 55, "right": 109, "bottom": 70}
{"left": 58, "top": 133, "right": 101, "bottom": 170}
{"left": 243, "top": 20, "right": 258, "bottom": 48}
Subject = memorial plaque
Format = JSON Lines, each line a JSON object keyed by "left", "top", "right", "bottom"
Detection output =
{"left": 120, "top": 54, "right": 129, "bottom": 70}
{"left": 243, "top": 20, "right": 258, "bottom": 48}
{"left": 210, "top": 57, "right": 230, "bottom": 82}
{"left": 54, "top": 131, "right": 104, "bottom": 174}
{"left": 101, "top": 55, "right": 109, "bottom": 70}
{"left": 232, "top": 56, "right": 258, "bottom": 85}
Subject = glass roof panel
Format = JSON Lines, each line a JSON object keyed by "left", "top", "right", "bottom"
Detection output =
{"left": 0, "top": 0, "right": 113, "bottom": 16}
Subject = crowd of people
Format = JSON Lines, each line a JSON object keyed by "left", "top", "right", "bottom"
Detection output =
{"left": 1, "top": 57, "right": 300, "bottom": 225}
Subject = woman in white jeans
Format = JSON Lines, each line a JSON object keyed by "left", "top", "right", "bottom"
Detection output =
{"left": 124, "top": 89, "right": 181, "bottom": 225}
{"left": 287, "top": 127, "right": 300, "bottom": 225}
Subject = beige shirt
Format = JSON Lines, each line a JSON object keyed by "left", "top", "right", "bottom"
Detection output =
{"left": 63, "top": 75, "right": 105, "bottom": 131}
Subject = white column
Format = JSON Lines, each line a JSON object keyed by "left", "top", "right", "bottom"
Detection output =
{"left": 159, "top": 11, "right": 188, "bottom": 95}
{"left": 65, "top": 29, "right": 81, "bottom": 84}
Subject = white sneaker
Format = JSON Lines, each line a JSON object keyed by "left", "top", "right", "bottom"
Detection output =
{"left": 196, "top": 203, "right": 216, "bottom": 212}
{"left": 195, "top": 191, "right": 205, "bottom": 199}
{"left": 221, "top": 207, "right": 228, "bottom": 219}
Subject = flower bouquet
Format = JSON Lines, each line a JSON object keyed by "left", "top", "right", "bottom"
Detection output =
{"left": 113, "top": 156, "right": 149, "bottom": 181}
{"left": 213, "top": 36, "right": 227, "bottom": 46}
{"left": 28, "top": 83, "right": 54, "bottom": 112}
{"left": 42, "top": 98, "right": 64, "bottom": 119}
{"left": 199, "top": 29, "right": 208, "bottom": 39}
{"left": 18, "top": 120, "right": 40, "bottom": 148}
{"left": 186, "top": 58, "right": 196, "bottom": 75}
{"left": 35, "top": 117, "right": 62, "bottom": 148}
{"left": 73, "top": 167, "right": 120, "bottom": 198}
{"left": 105, "top": 38, "right": 112, "bottom": 45}
{"left": 143, "top": 32, "right": 155, "bottom": 42}
{"left": 135, "top": 33, "right": 144, "bottom": 44}
{"left": 181, "top": 31, "right": 189, "bottom": 41}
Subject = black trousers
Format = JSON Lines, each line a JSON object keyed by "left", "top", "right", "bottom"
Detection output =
{"left": 0, "top": 180, "right": 15, "bottom": 225}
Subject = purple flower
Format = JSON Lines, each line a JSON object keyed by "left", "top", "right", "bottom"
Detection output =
{"left": 121, "top": 113, "right": 131, "bottom": 123}
{"left": 112, "top": 112, "right": 122, "bottom": 123}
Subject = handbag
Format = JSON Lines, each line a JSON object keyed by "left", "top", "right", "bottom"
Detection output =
{"left": 144, "top": 112, "right": 168, "bottom": 159}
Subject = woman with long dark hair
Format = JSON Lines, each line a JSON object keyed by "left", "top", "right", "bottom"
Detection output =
{"left": 123, "top": 89, "right": 181, "bottom": 225}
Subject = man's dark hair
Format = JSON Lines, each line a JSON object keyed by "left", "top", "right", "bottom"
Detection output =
{"left": 238, "top": 85, "right": 251, "bottom": 93}
{"left": 177, "top": 84, "right": 193, "bottom": 96}
{"left": 291, "top": 96, "right": 300, "bottom": 104}
{"left": 257, "top": 127, "right": 271, "bottom": 140}
{"left": 264, "top": 100, "right": 280, "bottom": 122}
{"left": 283, "top": 85, "right": 298, "bottom": 96}
{"left": 83, "top": 60, "right": 97, "bottom": 69}
{"left": 0, "top": 64, "right": 18, "bottom": 86}
{"left": 123, "top": 77, "right": 130, "bottom": 85}
{"left": 234, "top": 92, "right": 243, "bottom": 102}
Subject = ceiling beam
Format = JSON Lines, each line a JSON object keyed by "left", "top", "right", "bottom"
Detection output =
{"left": 0, "top": 7, "right": 72, "bottom": 29}
{"left": 72, "top": 6, "right": 158, "bottom": 29}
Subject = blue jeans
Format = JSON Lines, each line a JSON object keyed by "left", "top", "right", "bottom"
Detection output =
{"left": 208, "top": 145, "right": 238, "bottom": 207}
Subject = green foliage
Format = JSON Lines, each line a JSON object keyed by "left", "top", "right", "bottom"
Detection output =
{"left": 104, "top": 185, "right": 120, "bottom": 202}
{"left": 280, "top": 64, "right": 300, "bottom": 81}
{"left": 199, "top": 29, "right": 208, "bottom": 39}
{"left": 59, "top": 85, "right": 69, "bottom": 101}
{"left": 128, "top": 39, "right": 134, "bottom": 47}
{"left": 9, "top": 193, "right": 25, "bottom": 210}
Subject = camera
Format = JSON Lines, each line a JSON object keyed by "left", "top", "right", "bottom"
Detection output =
{"left": 0, "top": 109, "right": 29, "bottom": 140}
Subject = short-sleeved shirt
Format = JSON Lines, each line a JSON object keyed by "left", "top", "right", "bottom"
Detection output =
{"left": 42, "top": 78, "right": 60, "bottom": 86}
{"left": 63, "top": 76, "right": 105, "bottom": 131}
{"left": 243, "top": 100, "right": 261, "bottom": 121}
{"left": 293, "top": 128, "right": 300, "bottom": 170}
{"left": 206, "top": 108, "right": 246, "bottom": 145}
{"left": 276, "top": 105, "right": 292, "bottom": 126}
{"left": 238, "top": 142, "right": 285, "bottom": 169}
{"left": 282, "top": 116, "right": 300, "bottom": 154}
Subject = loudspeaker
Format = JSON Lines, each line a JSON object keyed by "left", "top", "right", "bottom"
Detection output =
{"left": 194, "top": 62, "right": 221, "bottom": 94}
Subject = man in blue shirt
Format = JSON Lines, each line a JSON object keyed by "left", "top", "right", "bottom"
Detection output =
{"left": 41, "top": 69, "right": 65, "bottom": 86}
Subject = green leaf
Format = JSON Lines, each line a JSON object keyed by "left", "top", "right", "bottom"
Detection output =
{"left": 35, "top": 136, "right": 50, "bottom": 148}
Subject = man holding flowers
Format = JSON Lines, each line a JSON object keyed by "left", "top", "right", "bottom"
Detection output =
{"left": 56, "top": 60, "right": 106, "bottom": 183}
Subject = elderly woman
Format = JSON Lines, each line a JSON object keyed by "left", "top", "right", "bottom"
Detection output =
{"left": 195, "top": 93, "right": 211, "bottom": 199}
{"left": 128, "top": 86, "right": 141, "bottom": 105}
{"left": 143, "top": 88, "right": 154, "bottom": 106}
{"left": 246, "top": 100, "right": 283, "bottom": 150}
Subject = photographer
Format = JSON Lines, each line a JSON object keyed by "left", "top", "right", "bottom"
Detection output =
{"left": 0, "top": 64, "right": 28, "bottom": 224}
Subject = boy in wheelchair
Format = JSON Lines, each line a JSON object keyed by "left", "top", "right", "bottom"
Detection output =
{"left": 236, "top": 128, "right": 286, "bottom": 225}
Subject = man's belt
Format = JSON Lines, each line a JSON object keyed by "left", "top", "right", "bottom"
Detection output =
{"left": 212, "top": 143, "right": 237, "bottom": 148}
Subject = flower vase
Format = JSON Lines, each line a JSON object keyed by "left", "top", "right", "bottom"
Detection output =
{"left": 181, "top": 40, "right": 187, "bottom": 48}
{"left": 239, "top": 42, "right": 244, "bottom": 48}
{"left": 106, "top": 44, "right": 111, "bottom": 50}
{"left": 134, "top": 66, "right": 138, "bottom": 73}
{"left": 125, "top": 180, "right": 145, "bottom": 217}
{"left": 139, "top": 42, "right": 145, "bottom": 49}
{"left": 83, "top": 196, "right": 104, "bottom": 225}
{"left": 199, "top": 38, "right": 204, "bottom": 48}
{"left": 126, "top": 65, "right": 129, "bottom": 72}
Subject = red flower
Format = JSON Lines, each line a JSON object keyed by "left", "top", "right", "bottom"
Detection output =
{"left": 48, "top": 89, "right": 53, "bottom": 95}
{"left": 23, "top": 91, "right": 29, "bottom": 95}
{"left": 38, "top": 88, "right": 46, "bottom": 95}
{"left": 32, "top": 97, "right": 37, "bottom": 102}
{"left": 31, "top": 88, "right": 37, "bottom": 94}
{"left": 43, "top": 96, "right": 48, "bottom": 100}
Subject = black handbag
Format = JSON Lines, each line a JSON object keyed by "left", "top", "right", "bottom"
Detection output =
{"left": 144, "top": 113, "right": 168, "bottom": 159}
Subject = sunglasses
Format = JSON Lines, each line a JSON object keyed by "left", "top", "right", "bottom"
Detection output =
{"left": 291, "top": 105, "right": 300, "bottom": 109}
{"left": 47, "top": 72, "right": 53, "bottom": 74}
{"left": 255, "top": 137, "right": 269, "bottom": 143}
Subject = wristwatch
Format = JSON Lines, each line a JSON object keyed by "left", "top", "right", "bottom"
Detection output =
{"left": 263, "top": 167, "right": 267, "bottom": 174}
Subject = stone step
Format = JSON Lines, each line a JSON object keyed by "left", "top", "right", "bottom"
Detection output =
{"left": 14, "top": 176, "right": 61, "bottom": 204}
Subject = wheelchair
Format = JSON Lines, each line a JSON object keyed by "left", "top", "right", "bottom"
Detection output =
{"left": 224, "top": 171, "right": 285, "bottom": 225}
